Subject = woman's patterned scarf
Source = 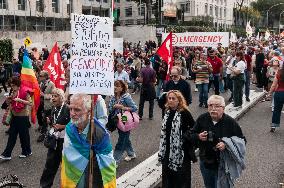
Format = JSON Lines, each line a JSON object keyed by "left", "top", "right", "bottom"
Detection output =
{"left": 158, "top": 110, "right": 184, "bottom": 171}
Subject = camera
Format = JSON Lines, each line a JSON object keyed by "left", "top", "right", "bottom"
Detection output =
{"left": 207, "top": 131, "right": 215, "bottom": 142}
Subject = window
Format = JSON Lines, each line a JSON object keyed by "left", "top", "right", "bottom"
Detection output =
{"left": 52, "top": 0, "right": 59, "bottom": 13}
{"left": 219, "top": 7, "right": 222, "bottom": 18}
{"left": 215, "top": 6, "right": 218, "bottom": 17}
{"left": 36, "top": 0, "right": 44, "bottom": 12}
{"left": 18, "top": 0, "right": 25, "bottom": 10}
{"left": 67, "top": 0, "right": 73, "bottom": 14}
{"left": 0, "top": 0, "right": 7, "bottom": 9}
{"left": 103, "top": 0, "right": 108, "bottom": 3}
{"left": 185, "top": 2, "right": 190, "bottom": 12}
{"left": 209, "top": 5, "right": 213, "bottom": 16}
{"left": 205, "top": 4, "right": 208, "bottom": 15}
{"left": 138, "top": 5, "right": 145, "bottom": 16}
{"left": 224, "top": 0, "right": 226, "bottom": 6}
{"left": 220, "top": 0, "right": 222, "bottom": 5}
{"left": 125, "top": 7, "right": 132, "bottom": 17}
{"left": 224, "top": 8, "right": 226, "bottom": 17}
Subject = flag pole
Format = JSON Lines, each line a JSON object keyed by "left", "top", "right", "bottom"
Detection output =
{"left": 88, "top": 95, "right": 96, "bottom": 188}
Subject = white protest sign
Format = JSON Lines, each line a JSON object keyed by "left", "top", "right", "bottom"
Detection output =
{"left": 113, "top": 38, "right": 123, "bottom": 54}
{"left": 162, "top": 32, "right": 229, "bottom": 47}
{"left": 70, "top": 14, "right": 114, "bottom": 95}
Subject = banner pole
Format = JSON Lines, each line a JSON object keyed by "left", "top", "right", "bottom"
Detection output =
{"left": 88, "top": 95, "right": 95, "bottom": 188}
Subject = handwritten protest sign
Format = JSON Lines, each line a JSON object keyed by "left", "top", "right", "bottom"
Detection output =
{"left": 113, "top": 38, "right": 123, "bottom": 54}
{"left": 162, "top": 32, "right": 229, "bottom": 47}
{"left": 70, "top": 14, "right": 114, "bottom": 95}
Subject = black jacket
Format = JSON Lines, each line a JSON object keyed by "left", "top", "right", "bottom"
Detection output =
{"left": 188, "top": 112, "right": 245, "bottom": 169}
{"left": 164, "top": 79, "right": 192, "bottom": 105}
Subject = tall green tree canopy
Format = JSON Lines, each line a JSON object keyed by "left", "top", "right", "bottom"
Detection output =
{"left": 251, "top": 0, "right": 284, "bottom": 23}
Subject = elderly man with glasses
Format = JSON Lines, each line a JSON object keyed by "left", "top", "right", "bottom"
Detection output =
{"left": 187, "top": 95, "right": 246, "bottom": 188}
{"left": 158, "top": 66, "right": 192, "bottom": 117}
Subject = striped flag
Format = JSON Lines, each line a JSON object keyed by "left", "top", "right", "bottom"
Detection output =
{"left": 20, "top": 50, "right": 40, "bottom": 124}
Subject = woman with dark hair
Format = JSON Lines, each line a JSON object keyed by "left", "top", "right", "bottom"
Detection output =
{"left": 0, "top": 76, "right": 33, "bottom": 160}
{"left": 158, "top": 90, "right": 195, "bottom": 188}
{"left": 108, "top": 80, "right": 138, "bottom": 163}
{"left": 267, "top": 64, "right": 284, "bottom": 132}
{"left": 228, "top": 51, "right": 246, "bottom": 109}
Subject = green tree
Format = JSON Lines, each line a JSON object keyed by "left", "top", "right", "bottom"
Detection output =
{"left": 251, "top": 0, "right": 284, "bottom": 27}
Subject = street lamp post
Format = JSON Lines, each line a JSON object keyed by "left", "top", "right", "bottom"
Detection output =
{"left": 279, "top": 10, "right": 284, "bottom": 34}
{"left": 266, "top": 2, "right": 284, "bottom": 28}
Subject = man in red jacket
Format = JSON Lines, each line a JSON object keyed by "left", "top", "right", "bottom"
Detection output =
{"left": 207, "top": 47, "right": 223, "bottom": 95}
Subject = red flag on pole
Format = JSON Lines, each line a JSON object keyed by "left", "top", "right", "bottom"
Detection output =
{"left": 43, "top": 42, "right": 65, "bottom": 90}
{"left": 156, "top": 32, "right": 173, "bottom": 81}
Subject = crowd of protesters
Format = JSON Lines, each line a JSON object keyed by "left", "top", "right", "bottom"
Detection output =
{"left": 0, "top": 33, "right": 283, "bottom": 188}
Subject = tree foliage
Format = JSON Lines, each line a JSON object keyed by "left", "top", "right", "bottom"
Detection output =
{"left": 0, "top": 39, "right": 13, "bottom": 62}
{"left": 251, "top": 0, "right": 284, "bottom": 22}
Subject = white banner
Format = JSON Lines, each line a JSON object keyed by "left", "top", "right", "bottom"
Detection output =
{"left": 113, "top": 38, "right": 123, "bottom": 54}
{"left": 70, "top": 14, "right": 114, "bottom": 95}
{"left": 162, "top": 32, "right": 230, "bottom": 47}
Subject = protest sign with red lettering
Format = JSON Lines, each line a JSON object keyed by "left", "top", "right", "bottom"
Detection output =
{"left": 43, "top": 42, "right": 65, "bottom": 90}
{"left": 70, "top": 14, "right": 114, "bottom": 95}
{"left": 162, "top": 32, "right": 229, "bottom": 47}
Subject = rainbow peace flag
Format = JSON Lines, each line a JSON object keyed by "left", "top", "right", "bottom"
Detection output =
{"left": 61, "top": 118, "right": 116, "bottom": 188}
{"left": 20, "top": 50, "right": 40, "bottom": 124}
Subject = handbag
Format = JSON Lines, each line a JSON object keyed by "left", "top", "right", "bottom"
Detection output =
{"left": 44, "top": 130, "right": 57, "bottom": 150}
{"left": 117, "top": 111, "right": 139, "bottom": 132}
{"left": 2, "top": 109, "right": 12, "bottom": 126}
{"left": 106, "top": 112, "right": 118, "bottom": 132}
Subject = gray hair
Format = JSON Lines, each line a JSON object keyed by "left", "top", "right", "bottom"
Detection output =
{"left": 207, "top": 95, "right": 225, "bottom": 107}
{"left": 51, "top": 88, "right": 65, "bottom": 102}
{"left": 70, "top": 94, "right": 92, "bottom": 111}
{"left": 171, "top": 66, "right": 182, "bottom": 75}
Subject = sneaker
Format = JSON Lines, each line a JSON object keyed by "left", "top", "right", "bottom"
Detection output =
{"left": 37, "top": 134, "right": 45, "bottom": 142}
{"left": 246, "top": 97, "right": 250, "bottom": 102}
{"left": 19, "top": 152, "right": 32, "bottom": 158}
{"left": 270, "top": 127, "right": 276, "bottom": 132}
{"left": 0, "top": 155, "right": 11, "bottom": 160}
{"left": 124, "top": 154, "right": 136, "bottom": 162}
{"left": 194, "top": 88, "right": 198, "bottom": 92}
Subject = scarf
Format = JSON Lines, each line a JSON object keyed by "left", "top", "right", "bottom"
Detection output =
{"left": 158, "top": 110, "right": 184, "bottom": 171}
{"left": 60, "top": 117, "right": 116, "bottom": 188}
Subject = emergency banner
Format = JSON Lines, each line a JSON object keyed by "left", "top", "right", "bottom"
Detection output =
{"left": 162, "top": 32, "right": 229, "bottom": 47}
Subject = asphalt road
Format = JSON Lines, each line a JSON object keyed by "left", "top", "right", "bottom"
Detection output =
{"left": 0, "top": 81, "right": 283, "bottom": 188}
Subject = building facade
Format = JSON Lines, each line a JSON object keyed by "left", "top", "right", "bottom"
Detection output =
{"left": 116, "top": 0, "right": 255, "bottom": 29}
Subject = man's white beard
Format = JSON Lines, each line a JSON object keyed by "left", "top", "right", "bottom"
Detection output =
{"left": 71, "top": 116, "right": 87, "bottom": 127}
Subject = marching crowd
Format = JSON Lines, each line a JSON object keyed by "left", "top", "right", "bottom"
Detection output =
{"left": 0, "top": 34, "right": 283, "bottom": 188}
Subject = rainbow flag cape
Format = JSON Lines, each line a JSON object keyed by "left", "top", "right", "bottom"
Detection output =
{"left": 61, "top": 117, "right": 116, "bottom": 188}
{"left": 20, "top": 50, "right": 40, "bottom": 124}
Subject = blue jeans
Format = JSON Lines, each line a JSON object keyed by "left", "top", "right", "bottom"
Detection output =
{"left": 114, "top": 129, "right": 135, "bottom": 162}
{"left": 244, "top": 70, "right": 250, "bottom": 98}
{"left": 208, "top": 74, "right": 220, "bottom": 95}
{"left": 200, "top": 161, "right": 218, "bottom": 188}
{"left": 197, "top": 83, "right": 209, "bottom": 104}
{"left": 272, "top": 91, "right": 284, "bottom": 127}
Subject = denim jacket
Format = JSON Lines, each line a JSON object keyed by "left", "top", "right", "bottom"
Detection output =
{"left": 108, "top": 93, "right": 138, "bottom": 114}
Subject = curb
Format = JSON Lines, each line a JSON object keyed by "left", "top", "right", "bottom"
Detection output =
{"left": 117, "top": 90, "right": 265, "bottom": 188}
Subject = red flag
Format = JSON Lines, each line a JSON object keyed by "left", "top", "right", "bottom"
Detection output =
{"left": 43, "top": 42, "right": 65, "bottom": 90}
{"left": 156, "top": 32, "right": 173, "bottom": 81}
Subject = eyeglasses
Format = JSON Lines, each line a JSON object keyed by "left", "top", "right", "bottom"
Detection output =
{"left": 170, "top": 74, "right": 179, "bottom": 78}
{"left": 208, "top": 104, "right": 223, "bottom": 109}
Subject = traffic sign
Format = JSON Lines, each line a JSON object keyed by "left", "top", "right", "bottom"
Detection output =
{"left": 24, "top": 37, "right": 32, "bottom": 47}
